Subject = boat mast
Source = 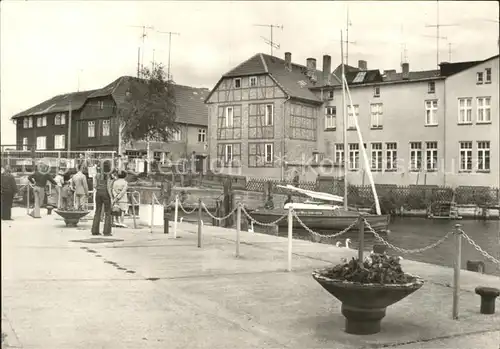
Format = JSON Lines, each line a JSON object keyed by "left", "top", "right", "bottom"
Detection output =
{"left": 341, "top": 30, "right": 348, "bottom": 210}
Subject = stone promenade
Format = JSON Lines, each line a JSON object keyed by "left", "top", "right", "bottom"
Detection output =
{"left": 2, "top": 207, "right": 499, "bottom": 349}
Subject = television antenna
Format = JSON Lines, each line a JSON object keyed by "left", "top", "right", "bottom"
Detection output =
{"left": 346, "top": 6, "right": 353, "bottom": 65}
{"left": 424, "top": 1, "right": 458, "bottom": 68}
{"left": 128, "top": 25, "right": 155, "bottom": 77}
{"left": 253, "top": 24, "right": 283, "bottom": 56}
{"left": 156, "top": 30, "right": 181, "bottom": 81}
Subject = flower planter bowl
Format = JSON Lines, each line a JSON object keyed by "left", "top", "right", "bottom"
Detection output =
{"left": 312, "top": 268, "right": 424, "bottom": 335}
{"left": 54, "top": 210, "right": 90, "bottom": 227}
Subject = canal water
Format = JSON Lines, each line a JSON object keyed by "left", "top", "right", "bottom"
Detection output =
{"left": 256, "top": 217, "right": 500, "bottom": 277}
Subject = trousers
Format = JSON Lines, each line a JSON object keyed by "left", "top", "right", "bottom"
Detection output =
{"left": 1, "top": 193, "right": 14, "bottom": 220}
{"left": 91, "top": 188, "right": 112, "bottom": 235}
{"left": 32, "top": 186, "right": 45, "bottom": 218}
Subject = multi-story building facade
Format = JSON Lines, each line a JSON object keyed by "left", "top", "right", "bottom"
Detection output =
{"left": 12, "top": 77, "right": 210, "bottom": 170}
{"left": 207, "top": 52, "right": 499, "bottom": 187}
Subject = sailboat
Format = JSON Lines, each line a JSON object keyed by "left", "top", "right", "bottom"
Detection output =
{"left": 248, "top": 32, "right": 391, "bottom": 235}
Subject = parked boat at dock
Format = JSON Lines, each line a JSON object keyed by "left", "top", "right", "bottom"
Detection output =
{"left": 247, "top": 185, "right": 391, "bottom": 234}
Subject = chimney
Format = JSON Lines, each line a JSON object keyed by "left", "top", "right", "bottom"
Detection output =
{"left": 401, "top": 62, "right": 409, "bottom": 79}
{"left": 284, "top": 52, "right": 292, "bottom": 71}
{"left": 358, "top": 60, "right": 367, "bottom": 71}
{"left": 323, "top": 55, "right": 332, "bottom": 85}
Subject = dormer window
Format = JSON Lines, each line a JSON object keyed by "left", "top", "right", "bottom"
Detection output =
{"left": 428, "top": 81, "right": 435, "bottom": 94}
{"left": 373, "top": 86, "right": 380, "bottom": 97}
{"left": 234, "top": 78, "right": 241, "bottom": 88}
{"left": 249, "top": 76, "right": 257, "bottom": 87}
{"left": 328, "top": 90, "right": 334, "bottom": 100}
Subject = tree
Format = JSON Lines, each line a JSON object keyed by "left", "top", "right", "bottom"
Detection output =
{"left": 119, "top": 63, "right": 178, "bottom": 144}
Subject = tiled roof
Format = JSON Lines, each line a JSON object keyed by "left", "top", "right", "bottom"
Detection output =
{"left": 11, "top": 89, "right": 98, "bottom": 119}
{"left": 382, "top": 69, "right": 441, "bottom": 82}
{"left": 223, "top": 54, "right": 268, "bottom": 77}
{"left": 439, "top": 54, "right": 499, "bottom": 77}
{"left": 13, "top": 77, "right": 209, "bottom": 126}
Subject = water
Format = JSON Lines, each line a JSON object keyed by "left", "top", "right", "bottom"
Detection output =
{"left": 257, "top": 217, "right": 500, "bottom": 277}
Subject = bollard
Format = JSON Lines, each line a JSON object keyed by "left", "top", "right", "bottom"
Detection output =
{"left": 163, "top": 207, "right": 169, "bottom": 234}
{"left": 197, "top": 198, "right": 202, "bottom": 248}
{"left": 173, "top": 194, "right": 179, "bottom": 239}
{"left": 236, "top": 202, "right": 241, "bottom": 258}
{"left": 452, "top": 224, "right": 462, "bottom": 320}
{"left": 287, "top": 206, "right": 293, "bottom": 272}
{"left": 474, "top": 287, "right": 500, "bottom": 314}
{"left": 358, "top": 215, "right": 365, "bottom": 263}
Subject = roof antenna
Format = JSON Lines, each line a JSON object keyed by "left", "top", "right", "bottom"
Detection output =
{"left": 253, "top": 24, "right": 283, "bottom": 56}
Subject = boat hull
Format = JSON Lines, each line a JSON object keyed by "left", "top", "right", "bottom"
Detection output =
{"left": 248, "top": 209, "right": 390, "bottom": 233}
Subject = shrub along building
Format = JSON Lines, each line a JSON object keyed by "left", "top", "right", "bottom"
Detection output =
{"left": 206, "top": 52, "right": 499, "bottom": 188}
{"left": 11, "top": 77, "right": 210, "bottom": 171}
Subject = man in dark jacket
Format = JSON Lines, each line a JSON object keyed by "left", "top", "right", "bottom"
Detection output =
{"left": 28, "top": 163, "right": 58, "bottom": 218}
{"left": 1, "top": 166, "right": 18, "bottom": 220}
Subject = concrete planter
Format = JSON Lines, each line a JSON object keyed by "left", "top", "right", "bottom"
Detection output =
{"left": 54, "top": 210, "right": 90, "bottom": 227}
{"left": 312, "top": 268, "right": 424, "bottom": 335}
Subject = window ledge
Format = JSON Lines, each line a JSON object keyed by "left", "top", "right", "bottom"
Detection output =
{"left": 370, "top": 126, "right": 383, "bottom": 130}
{"left": 324, "top": 127, "right": 336, "bottom": 132}
{"left": 349, "top": 169, "right": 359, "bottom": 172}
{"left": 458, "top": 170, "right": 472, "bottom": 173}
{"left": 425, "top": 124, "right": 438, "bottom": 127}
{"left": 347, "top": 127, "right": 357, "bottom": 131}
{"left": 457, "top": 122, "right": 473, "bottom": 125}
{"left": 485, "top": 81, "right": 491, "bottom": 84}
{"left": 428, "top": 91, "right": 435, "bottom": 94}
{"left": 476, "top": 121, "right": 492, "bottom": 125}
{"left": 426, "top": 169, "right": 438, "bottom": 173}
{"left": 476, "top": 82, "right": 483, "bottom": 85}
{"left": 373, "top": 95, "right": 380, "bottom": 98}
{"left": 384, "top": 169, "right": 397, "bottom": 172}
{"left": 371, "top": 169, "right": 382, "bottom": 172}
{"left": 477, "top": 170, "right": 491, "bottom": 173}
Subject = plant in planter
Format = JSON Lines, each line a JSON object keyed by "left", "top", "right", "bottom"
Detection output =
{"left": 54, "top": 207, "right": 90, "bottom": 227}
{"left": 312, "top": 253, "right": 424, "bottom": 335}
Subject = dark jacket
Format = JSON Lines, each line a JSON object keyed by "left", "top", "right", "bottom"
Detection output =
{"left": 1, "top": 173, "right": 18, "bottom": 195}
{"left": 28, "top": 171, "right": 57, "bottom": 187}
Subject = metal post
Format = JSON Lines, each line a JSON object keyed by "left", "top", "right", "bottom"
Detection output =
{"left": 236, "top": 202, "right": 241, "bottom": 258}
{"left": 197, "top": 198, "right": 202, "bottom": 248}
{"left": 287, "top": 206, "right": 293, "bottom": 272}
{"left": 173, "top": 194, "right": 179, "bottom": 239}
{"left": 150, "top": 193, "right": 154, "bottom": 233}
{"left": 26, "top": 185, "right": 30, "bottom": 215}
{"left": 358, "top": 215, "right": 365, "bottom": 262}
{"left": 341, "top": 30, "right": 348, "bottom": 210}
{"left": 452, "top": 224, "right": 462, "bottom": 320}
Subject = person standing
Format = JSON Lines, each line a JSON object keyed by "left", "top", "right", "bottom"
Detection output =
{"left": 1, "top": 166, "right": 18, "bottom": 220}
{"left": 91, "top": 171, "right": 113, "bottom": 236}
{"left": 71, "top": 165, "right": 89, "bottom": 210}
{"left": 54, "top": 170, "right": 65, "bottom": 208}
{"left": 112, "top": 170, "right": 129, "bottom": 228}
{"left": 28, "top": 163, "right": 58, "bottom": 218}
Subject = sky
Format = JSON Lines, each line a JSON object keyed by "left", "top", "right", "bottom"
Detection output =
{"left": 1, "top": 1, "right": 499, "bottom": 145}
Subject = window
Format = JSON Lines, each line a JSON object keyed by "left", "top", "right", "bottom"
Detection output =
{"left": 265, "top": 104, "right": 274, "bottom": 126}
{"left": 325, "top": 106, "right": 336, "bottom": 129}
{"left": 477, "top": 141, "right": 490, "bottom": 171}
{"left": 101, "top": 120, "right": 110, "bottom": 136}
{"left": 386, "top": 142, "right": 397, "bottom": 171}
{"left": 98, "top": 101, "right": 104, "bottom": 109}
{"left": 348, "top": 143, "right": 359, "bottom": 170}
{"left": 335, "top": 144, "right": 344, "bottom": 165}
{"left": 225, "top": 144, "right": 233, "bottom": 163}
{"left": 459, "top": 141, "right": 472, "bottom": 171}
{"left": 87, "top": 121, "right": 95, "bottom": 138}
{"left": 477, "top": 97, "right": 491, "bottom": 123}
{"left": 23, "top": 118, "right": 30, "bottom": 128}
{"left": 198, "top": 129, "right": 206, "bottom": 143}
{"left": 327, "top": 90, "right": 334, "bottom": 100}
{"left": 54, "top": 113, "right": 66, "bottom": 125}
{"left": 249, "top": 76, "right": 257, "bottom": 87}
{"left": 234, "top": 78, "right": 241, "bottom": 88}
{"left": 458, "top": 98, "right": 472, "bottom": 124}
{"left": 265, "top": 143, "right": 273, "bottom": 163}
{"left": 37, "top": 116, "right": 47, "bottom": 127}
{"left": 425, "top": 100, "right": 438, "bottom": 125}
{"left": 54, "top": 135, "right": 65, "bottom": 149}
{"left": 225, "top": 107, "right": 234, "bottom": 127}
{"left": 22, "top": 137, "right": 28, "bottom": 151}
{"left": 485, "top": 68, "right": 491, "bottom": 83}
{"left": 172, "top": 130, "right": 181, "bottom": 141}
{"left": 347, "top": 105, "right": 359, "bottom": 129}
{"left": 428, "top": 81, "right": 435, "bottom": 93}
{"left": 477, "top": 72, "right": 483, "bottom": 84}
{"left": 410, "top": 142, "right": 422, "bottom": 171}
{"left": 425, "top": 142, "right": 438, "bottom": 171}
{"left": 36, "top": 136, "right": 46, "bottom": 150}
{"left": 370, "top": 103, "right": 383, "bottom": 129}
{"left": 373, "top": 86, "right": 380, "bottom": 97}
{"left": 371, "top": 143, "right": 382, "bottom": 171}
